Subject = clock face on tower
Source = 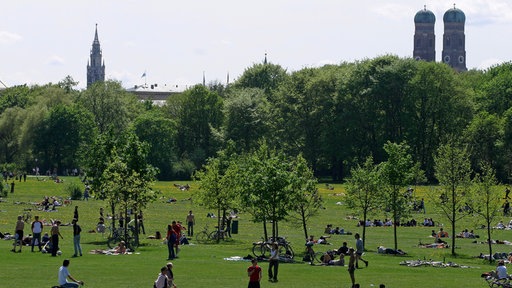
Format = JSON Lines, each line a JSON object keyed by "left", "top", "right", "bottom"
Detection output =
{"left": 458, "top": 56, "right": 465, "bottom": 63}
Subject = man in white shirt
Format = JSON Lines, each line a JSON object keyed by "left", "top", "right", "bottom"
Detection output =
{"left": 58, "top": 259, "right": 84, "bottom": 287}
{"left": 31, "top": 215, "right": 43, "bottom": 252}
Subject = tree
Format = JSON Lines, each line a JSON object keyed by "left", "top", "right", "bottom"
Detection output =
{"left": 406, "top": 61, "right": 472, "bottom": 181}
{"left": 223, "top": 88, "right": 270, "bottom": 153}
{"left": 345, "top": 156, "right": 381, "bottom": 246}
{"left": 133, "top": 111, "right": 178, "bottom": 180}
{"left": 286, "top": 154, "right": 322, "bottom": 240}
{"left": 379, "top": 141, "right": 419, "bottom": 250}
{"left": 176, "top": 85, "right": 224, "bottom": 170}
{"left": 471, "top": 162, "right": 501, "bottom": 264}
{"left": 233, "top": 62, "right": 288, "bottom": 98}
{"left": 94, "top": 132, "right": 158, "bottom": 248}
{"left": 463, "top": 111, "right": 503, "bottom": 177}
{"left": 76, "top": 80, "right": 142, "bottom": 136}
{"left": 193, "top": 144, "right": 239, "bottom": 241}
{"left": 433, "top": 141, "right": 472, "bottom": 256}
{"left": 33, "top": 104, "right": 95, "bottom": 174}
{"left": 236, "top": 141, "right": 298, "bottom": 240}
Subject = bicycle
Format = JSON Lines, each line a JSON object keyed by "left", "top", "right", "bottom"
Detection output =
{"left": 304, "top": 242, "right": 324, "bottom": 265}
{"left": 252, "top": 236, "right": 294, "bottom": 259}
{"left": 195, "top": 225, "right": 228, "bottom": 243}
{"left": 107, "top": 225, "right": 138, "bottom": 250}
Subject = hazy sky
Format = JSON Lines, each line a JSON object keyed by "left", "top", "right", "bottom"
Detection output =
{"left": 2, "top": 0, "right": 512, "bottom": 90}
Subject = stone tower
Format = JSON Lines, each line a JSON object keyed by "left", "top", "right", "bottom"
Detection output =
{"left": 87, "top": 24, "right": 105, "bottom": 88}
{"left": 442, "top": 5, "right": 467, "bottom": 72}
{"left": 413, "top": 6, "right": 436, "bottom": 62}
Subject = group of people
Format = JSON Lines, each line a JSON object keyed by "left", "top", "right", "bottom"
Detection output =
{"left": 154, "top": 262, "right": 177, "bottom": 288}
{"left": 166, "top": 220, "right": 185, "bottom": 260}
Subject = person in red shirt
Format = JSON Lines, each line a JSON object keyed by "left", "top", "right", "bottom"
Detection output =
{"left": 172, "top": 221, "right": 182, "bottom": 257}
{"left": 247, "top": 258, "right": 262, "bottom": 288}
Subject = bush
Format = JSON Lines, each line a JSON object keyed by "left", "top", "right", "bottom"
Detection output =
{"left": 66, "top": 181, "right": 83, "bottom": 200}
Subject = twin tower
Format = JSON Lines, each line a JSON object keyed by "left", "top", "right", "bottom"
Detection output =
{"left": 413, "top": 5, "right": 467, "bottom": 72}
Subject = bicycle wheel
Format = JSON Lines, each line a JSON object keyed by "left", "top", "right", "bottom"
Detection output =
{"left": 107, "top": 233, "right": 119, "bottom": 249}
{"left": 209, "top": 230, "right": 223, "bottom": 241}
{"left": 312, "top": 251, "right": 324, "bottom": 264}
{"left": 252, "top": 243, "right": 265, "bottom": 257}
{"left": 279, "top": 244, "right": 294, "bottom": 259}
{"left": 127, "top": 233, "right": 139, "bottom": 250}
{"left": 196, "top": 231, "right": 208, "bottom": 243}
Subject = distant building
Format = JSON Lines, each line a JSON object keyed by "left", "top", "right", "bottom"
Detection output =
{"left": 87, "top": 24, "right": 105, "bottom": 88}
{"left": 413, "top": 6, "right": 436, "bottom": 62}
{"left": 442, "top": 6, "right": 467, "bottom": 72}
{"left": 413, "top": 5, "right": 467, "bottom": 72}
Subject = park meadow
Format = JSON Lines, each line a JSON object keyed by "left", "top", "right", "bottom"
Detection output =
{"left": 0, "top": 176, "right": 506, "bottom": 288}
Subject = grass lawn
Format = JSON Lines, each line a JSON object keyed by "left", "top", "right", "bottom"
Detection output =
{"left": 0, "top": 176, "right": 504, "bottom": 287}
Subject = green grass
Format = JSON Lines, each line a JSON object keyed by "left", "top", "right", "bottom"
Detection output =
{"left": 0, "top": 177, "right": 503, "bottom": 287}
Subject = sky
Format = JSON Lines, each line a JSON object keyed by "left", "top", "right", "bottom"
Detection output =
{"left": 2, "top": 0, "right": 512, "bottom": 90}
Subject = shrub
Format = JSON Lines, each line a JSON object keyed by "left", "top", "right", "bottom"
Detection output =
{"left": 66, "top": 181, "right": 83, "bottom": 200}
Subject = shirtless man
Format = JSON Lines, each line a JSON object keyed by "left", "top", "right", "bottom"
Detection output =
{"left": 347, "top": 247, "right": 356, "bottom": 288}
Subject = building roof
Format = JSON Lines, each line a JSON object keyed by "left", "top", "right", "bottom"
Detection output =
{"left": 414, "top": 7, "right": 436, "bottom": 24}
{"left": 443, "top": 7, "right": 466, "bottom": 23}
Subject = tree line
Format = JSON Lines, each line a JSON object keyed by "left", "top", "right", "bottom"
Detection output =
{"left": 1, "top": 55, "right": 512, "bottom": 184}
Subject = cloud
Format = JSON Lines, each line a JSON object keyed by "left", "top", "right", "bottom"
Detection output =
{"left": 47, "top": 55, "right": 65, "bottom": 66}
{"left": 0, "top": 31, "right": 22, "bottom": 44}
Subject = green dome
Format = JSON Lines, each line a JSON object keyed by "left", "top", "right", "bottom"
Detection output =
{"left": 443, "top": 8, "right": 466, "bottom": 23}
{"left": 414, "top": 8, "right": 436, "bottom": 23}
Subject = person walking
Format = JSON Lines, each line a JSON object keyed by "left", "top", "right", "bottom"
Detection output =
{"left": 72, "top": 218, "right": 82, "bottom": 257}
{"left": 186, "top": 210, "right": 195, "bottom": 237}
{"left": 31, "top": 215, "right": 43, "bottom": 252}
{"left": 354, "top": 233, "right": 368, "bottom": 268}
{"left": 58, "top": 259, "right": 84, "bottom": 287}
{"left": 347, "top": 247, "right": 356, "bottom": 288}
{"left": 13, "top": 215, "right": 24, "bottom": 252}
{"left": 268, "top": 242, "right": 279, "bottom": 282}
{"left": 166, "top": 224, "right": 176, "bottom": 260}
{"left": 247, "top": 258, "right": 262, "bottom": 288}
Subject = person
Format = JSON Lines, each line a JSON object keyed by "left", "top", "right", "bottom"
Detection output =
{"left": 420, "top": 198, "right": 426, "bottom": 214}
{"left": 247, "top": 258, "right": 262, "bottom": 288}
{"left": 437, "top": 228, "right": 449, "bottom": 238}
{"left": 72, "top": 218, "right": 82, "bottom": 257}
{"left": 225, "top": 215, "right": 232, "bottom": 238}
{"left": 31, "top": 215, "right": 43, "bottom": 252}
{"left": 83, "top": 185, "right": 90, "bottom": 201}
{"left": 495, "top": 260, "right": 509, "bottom": 280}
{"left": 73, "top": 206, "right": 79, "bottom": 221}
{"left": 336, "top": 241, "right": 349, "bottom": 255}
{"left": 506, "top": 187, "right": 511, "bottom": 199}
{"left": 58, "top": 259, "right": 84, "bottom": 287}
{"left": 165, "top": 262, "right": 177, "bottom": 288}
{"left": 51, "top": 220, "right": 63, "bottom": 256}
{"left": 354, "top": 233, "right": 368, "bottom": 268}
{"left": 154, "top": 266, "right": 168, "bottom": 288}
{"left": 138, "top": 212, "right": 146, "bottom": 234}
{"left": 172, "top": 221, "right": 182, "bottom": 257}
{"left": 114, "top": 241, "right": 127, "bottom": 254}
{"left": 166, "top": 224, "right": 176, "bottom": 260}
{"left": 268, "top": 242, "right": 279, "bottom": 282}
{"left": 13, "top": 215, "right": 24, "bottom": 252}
{"left": 186, "top": 210, "right": 195, "bottom": 237}
{"left": 503, "top": 200, "right": 511, "bottom": 216}
{"left": 347, "top": 247, "right": 356, "bottom": 288}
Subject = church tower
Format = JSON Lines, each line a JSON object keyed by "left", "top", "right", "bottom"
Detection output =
{"left": 442, "top": 5, "right": 467, "bottom": 72}
{"left": 413, "top": 6, "right": 436, "bottom": 62}
{"left": 87, "top": 24, "right": 105, "bottom": 88}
